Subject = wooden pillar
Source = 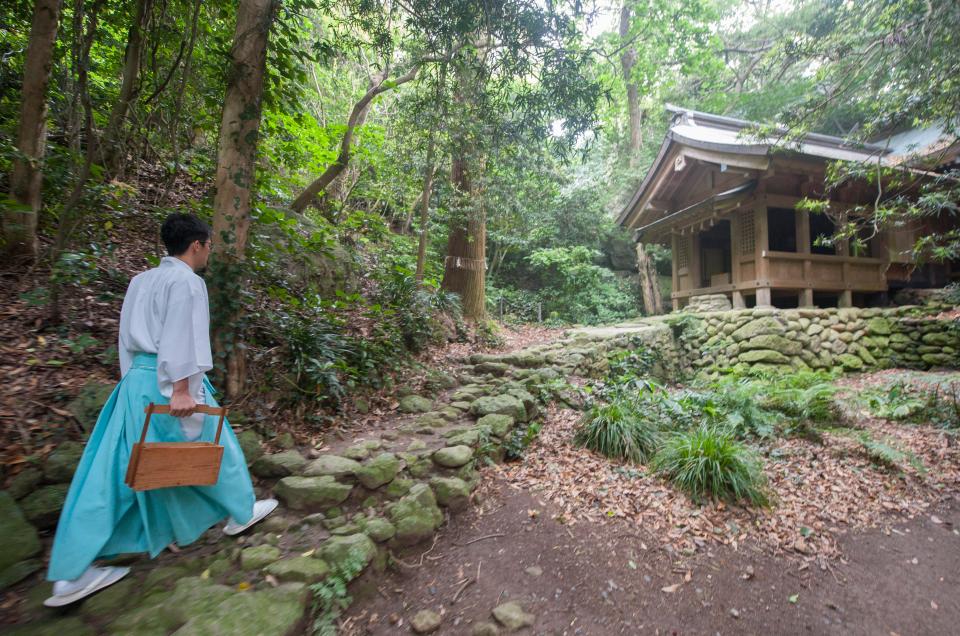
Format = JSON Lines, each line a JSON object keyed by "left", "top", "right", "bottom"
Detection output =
{"left": 670, "top": 233, "right": 680, "bottom": 312}
{"left": 755, "top": 202, "right": 769, "bottom": 285}
{"left": 756, "top": 287, "right": 772, "bottom": 307}
{"left": 730, "top": 211, "right": 742, "bottom": 308}
{"left": 839, "top": 290, "right": 852, "bottom": 307}
{"left": 690, "top": 231, "right": 702, "bottom": 289}
{"left": 797, "top": 208, "right": 813, "bottom": 307}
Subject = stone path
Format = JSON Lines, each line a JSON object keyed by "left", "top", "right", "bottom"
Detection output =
{"left": 4, "top": 327, "right": 638, "bottom": 635}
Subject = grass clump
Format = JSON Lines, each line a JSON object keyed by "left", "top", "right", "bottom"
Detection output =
{"left": 574, "top": 398, "right": 662, "bottom": 463}
{"left": 653, "top": 426, "right": 771, "bottom": 507}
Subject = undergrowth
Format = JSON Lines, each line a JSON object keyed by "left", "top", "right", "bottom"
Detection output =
{"left": 310, "top": 550, "right": 369, "bottom": 636}
{"left": 575, "top": 397, "right": 663, "bottom": 463}
{"left": 864, "top": 381, "right": 960, "bottom": 429}
{"left": 653, "top": 426, "right": 771, "bottom": 507}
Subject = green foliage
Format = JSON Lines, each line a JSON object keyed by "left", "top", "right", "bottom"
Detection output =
{"left": 574, "top": 395, "right": 664, "bottom": 464}
{"left": 503, "top": 421, "right": 542, "bottom": 461}
{"left": 865, "top": 381, "right": 960, "bottom": 430}
{"left": 518, "top": 246, "right": 639, "bottom": 325}
{"left": 310, "top": 548, "right": 368, "bottom": 636}
{"left": 605, "top": 343, "right": 661, "bottom": 390}
{"left": 653, "top": 426, "right": 770, "bottom": 507}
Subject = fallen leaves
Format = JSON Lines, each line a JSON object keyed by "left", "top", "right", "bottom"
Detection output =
{"left": 498, "top": 389, "right": 960, "bottom": 563}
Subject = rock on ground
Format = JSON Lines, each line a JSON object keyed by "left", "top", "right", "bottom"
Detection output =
{"left": 492, "top": 601, "right": 536, "bottom": 631}
{"left": 411, "top": 609, "right": 443, "bottom": 633}
{"left": 274, "top": 475, "right": 352, "bottom": 510}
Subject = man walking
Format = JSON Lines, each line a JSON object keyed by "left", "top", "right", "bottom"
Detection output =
{"left": 44, "top": 213, "right": 276, "bottom": 607}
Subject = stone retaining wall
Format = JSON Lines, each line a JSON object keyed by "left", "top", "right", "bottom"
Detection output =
{"left": 673, "top": 305, "right": 960, "bottom": 375}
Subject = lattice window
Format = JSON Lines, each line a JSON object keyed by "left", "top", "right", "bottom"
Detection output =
{"left": 739, "top": 210, "right": 756, "bottom": 255}
{"left": 676, "top": 236, "right": 690, "bottom": 270}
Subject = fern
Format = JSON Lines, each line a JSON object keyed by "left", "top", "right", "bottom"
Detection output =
{"left": 311, "top": 549, "right": 369, "bottom": 636}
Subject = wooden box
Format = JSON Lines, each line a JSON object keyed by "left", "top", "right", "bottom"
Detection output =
{"left": 124, "top": 403, "right": 227, "bottom": 492}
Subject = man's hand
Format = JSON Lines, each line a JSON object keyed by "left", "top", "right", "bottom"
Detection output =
{"left": 170, "top": 379, "right": 196, "bottom": 417}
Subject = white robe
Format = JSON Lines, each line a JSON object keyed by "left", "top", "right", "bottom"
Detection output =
{"left": 118, "top": 256, "right": 213, "bottom": 440}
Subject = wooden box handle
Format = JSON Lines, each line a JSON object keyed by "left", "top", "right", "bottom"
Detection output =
{"left": 140, "top": 403, "right": 229, "bottom": 445}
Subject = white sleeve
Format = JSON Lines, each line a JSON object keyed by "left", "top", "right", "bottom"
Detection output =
{"left": 156, "top": 277, "right": 213, "bottom": 398}
{"left": 118, "top": 279, "right": 136, "bottom": 378}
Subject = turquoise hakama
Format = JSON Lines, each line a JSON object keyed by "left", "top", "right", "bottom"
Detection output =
{"left": 47, "top": 352, "right": 254, "bottom": 581}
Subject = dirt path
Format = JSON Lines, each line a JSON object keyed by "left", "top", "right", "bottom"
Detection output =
{"left": 343, "top": 479, "right": 960, "bottom": 635}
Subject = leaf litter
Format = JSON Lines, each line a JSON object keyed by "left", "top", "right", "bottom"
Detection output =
{"left": 498, "top": 392, "right": 960, "bottom": 563}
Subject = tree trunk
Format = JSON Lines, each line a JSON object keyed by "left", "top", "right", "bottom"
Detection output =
{"left": 619, "top": 3, "right": 642, "bottom": 167}
{"left": 209, "top": 0, "right": 277, "bottom": 399}
{"left": 636, "top": 242, "right": 663, "bottom": 315}
{"left": 441, "top": 152, "right": 486, "bottom": 319}
{"left": 291, "top": 66, "right": 420, "bottom": 213}
{"left": 4, "top": 0, "right": 61, "bottom": 264}
{"left": 102, "top": 0, "right": 151, "bottom": 176}
{"left": 414, "top": 132, "right": 438, "bottom": 281}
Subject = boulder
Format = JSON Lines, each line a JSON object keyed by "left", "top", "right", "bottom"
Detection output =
{"left": 67, "top": 381, "right": 114, "bottom": 434}
{"left": 477, "top": 413, "right": 514, "bottom": 437}
{"left": 388, "top": 483, "right": 444, "bottom": 547}
{"left": 20, "top": 484, "right": 68, "bottom": 529}
{"left": 399, "top": 395, "right": 434, "bottom": 414}
{"left": 355, "top": 453, "right": 401, "bottom": 489}
{"left": 235, "top": 430, "right": 264, "bottom": 463}
{"left": 7, "top": 467, "right": 42, "bottom": 500}
{"left": 250, "top": 450, "right": 306, "bottom": 478}
{"left": 921, "top": 332, "right": 953, "bottom": 347}
{"left": 263, "top": 556, "right": 330, "bottom": 583}
{"left": 411, "top": 609, "right": 443, "bottom": 634}
{"left": 274, "top": 476, "right": 352, "bottom": 510}
{"left": 472, "top": 622, "right": 501, "bottom": 636}
{"left": 240, "top": 545, "right": 281, "bottom": 570}
{"left": 342, "top": 444, "right": 372, "bottom": 460}
{"left": 475, "top": 361, "right": 510, "bottom": 376}
{"left": 171, "top": 583, "right": 308, "bottom": 636}
{"left": 304, "top": 455, "right": 361, "bottom": 479}
{"left": 739, "top": 334, "right": 802, "bottom": 356}
{"left": 731, "top": 317, "right": 785, "bottom": 342}
{"left": 78, "top": 578, "right": 142, "bottom": 618}
{"left": 429, "top": 477, "right": 470, "bottom": 510}
{"left": 0, "top": 492, "right": 42, "bottom": 574}
{"left": 0, "top": 558, "right": 41, "bottom": 590}
{"left": 364, "top": 518, "right": 396, "bottom": 543}
{"left": 163, "top": 578, "right": 235, "bottom": 625}
{"left": 385, "top": 478, "right": 414, "bottom": 499}
{"left": 320, "top": 533, "right": 377, "bottom": 571}
{"left": 838, "top": 353, "right": 865, "bottom": 371}
{"left": 492, "top": 601, "right": 536, "bottom": 631}
{"left": 433, "top": 446, "right": 473, "bottom": 468}
{"left": 43, "top": 441, "right": 84, "bottom": 483}
{"left": 738, "top": 349, "right": 790, "bottom": 365}
{"left": 470, "top": 395, "right": 526, "bottom": 421}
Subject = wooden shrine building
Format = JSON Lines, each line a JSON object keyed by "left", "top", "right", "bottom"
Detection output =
{"left": 618, "top": 106, "right": 960, "bottom": 310}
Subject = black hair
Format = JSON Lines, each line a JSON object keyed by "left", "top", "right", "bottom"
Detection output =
{"left": 161, "top": 213, "right": 210, "bottom": 256}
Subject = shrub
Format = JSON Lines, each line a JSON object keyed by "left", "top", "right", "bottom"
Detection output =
{"left": 653, "top": 426, "right": 770, "bottom": 506}
{"left": 574, "top": 399, "right": 662, "bottom": 463}
{"left": 504, "top": 421, "right": 542, "bottom": 461}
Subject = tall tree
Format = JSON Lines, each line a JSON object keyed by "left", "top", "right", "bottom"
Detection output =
{"left": 619, "top": 2, "right": 642, "bottom": 167}
{"left": 101, "top": 0, "right": 152, "bottom": 176}
{"left": 209, "top": 0, "right": 278, "bottom": 398}
{"left": 3, "top": 0, "right": 62, "bottom": 264}
{"left": 441, "top": 53, "right": 486, "bottom": 318}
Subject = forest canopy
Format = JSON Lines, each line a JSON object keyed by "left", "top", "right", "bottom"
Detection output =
{"left": 1, "top": 0, "right": 958, "bottom": 401}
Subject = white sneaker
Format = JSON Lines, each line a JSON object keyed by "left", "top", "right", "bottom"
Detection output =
{"left": 44, "top": 565, "right": 131, "bottom": 607}
{"left": 223, "top": 498, "right": 278, "bottom": 536}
